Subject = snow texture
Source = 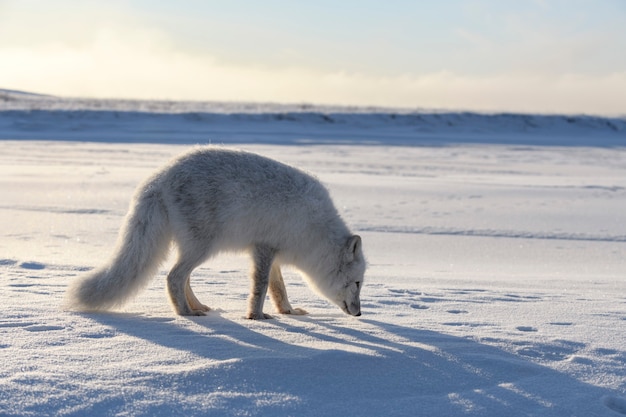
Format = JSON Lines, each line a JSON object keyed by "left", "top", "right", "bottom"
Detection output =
{"left": 1, "top": 91, "right": 625, "bottom": 416}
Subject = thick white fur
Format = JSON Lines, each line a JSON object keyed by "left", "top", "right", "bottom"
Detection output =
{"left": 65, "top": 147, "right": 366, "bottom": 319}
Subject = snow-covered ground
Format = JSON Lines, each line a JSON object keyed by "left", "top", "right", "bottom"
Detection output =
{"left": 1, "top": 93, "right": 625, "bottom": 416}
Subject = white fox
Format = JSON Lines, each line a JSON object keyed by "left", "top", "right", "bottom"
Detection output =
{"left": 66, "top": 147, "right": 365, "bottom": 319}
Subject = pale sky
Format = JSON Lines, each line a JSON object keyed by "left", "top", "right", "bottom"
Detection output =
{"left": 1, "top": 0, "right": 625, "bottom": 114}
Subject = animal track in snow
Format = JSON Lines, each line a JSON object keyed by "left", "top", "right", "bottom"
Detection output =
{"left": 515, "top": 339, "right": 586, "bottom": 362}
{"left": 443, "top": 322, "right": 491, "bottom": 328}
{"left": 516, "top": 326, "right": 538, "bottom": 332}
{"left": 565, "top": 355, "right": 594, "bottom": 365}
{"left": 79, "top": 329, "right": 117, "bottom": 339}
{"left": 387, "top": 289, "right": 423, "bottom": 296}
{"left": 19, "top": 261, "right": 46, "bottom": 270}
{"left": 8, "top": 283, "right": 36, "bottom": 288}
{"left": 419, "top": 297, "right": 449, "bottom": 303}
{"left": 603, "top": 395, "right": 626, "bottom": 415}
{"left": 25, "top": 325, "right": 65, "bottom": 332}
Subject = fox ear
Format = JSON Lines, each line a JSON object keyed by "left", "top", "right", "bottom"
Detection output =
{"left": 344, "top": 235, "right": 362, "bottom": 262}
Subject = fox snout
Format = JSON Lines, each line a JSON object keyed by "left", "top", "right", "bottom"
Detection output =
{"left": 342, "top": 300, "right": 361, "bottom": 317}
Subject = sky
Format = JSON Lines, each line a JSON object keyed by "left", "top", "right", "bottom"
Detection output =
{"left": 1, "top": 0, "right": 625, "bottom": 114}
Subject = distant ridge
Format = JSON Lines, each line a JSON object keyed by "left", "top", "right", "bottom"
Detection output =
{"left": 0, "top": 88, "right": 52, "bottom": 97}
{"left": 0, "top": 88, "right": 437, "bottom": 114}
{"left": 1, "top": 88, "right": 623, "bottom": 118}
{"left": 0, "top": 89, "right": 624, "bottom": 146}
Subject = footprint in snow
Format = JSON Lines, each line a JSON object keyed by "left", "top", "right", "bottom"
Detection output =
{"left": 566, "top": 355, "right": 594, "bottom": 365}
{"left": 594, "top": 347, "right": 619, "bottom": 356}
{"left": 516, "top": 339, "right": 585, "bottom": 362}
{"left": 603, "top": 395, "right": 626, "bottom": 415}
{"left": 8, "top": 283, "right": 36, "bottom": 288}
{"left": 25, "top": 325, "right": 64, "bottom": 332}
{"left": 516, "top": 326, "right": 538, "bottom": 332}
{"left": 443, "top": 322, "right": 490, "bottom": 328}
{"left": 388, "top": 289, "right": 423, "bottom": 296}
{"left": 80, "top": 329, "right": 116, "bottom": 339}
{"left": 20, "top": 261, "right": 46, "bottom": 270}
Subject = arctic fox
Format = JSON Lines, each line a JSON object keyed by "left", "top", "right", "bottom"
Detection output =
{"left": 66, "top": 147, "right": 365, "bottom": 319}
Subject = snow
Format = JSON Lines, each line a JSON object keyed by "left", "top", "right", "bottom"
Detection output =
{"left": 1, "top": 92, "right": 625, "bottom": 416}
{"left": 1, "top": 89, "right": 625, "bottom": 146}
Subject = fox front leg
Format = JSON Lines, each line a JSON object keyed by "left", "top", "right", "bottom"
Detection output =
{"left": 269, "top": 263, "right": 308, "bottom": 315}
{"left": 247, "top": 245, "right": 276, "bottom": 319}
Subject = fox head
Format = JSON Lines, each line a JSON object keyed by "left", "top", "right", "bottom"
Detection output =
{"left": 327, "top": 235, "right": 366, "bottom": 316}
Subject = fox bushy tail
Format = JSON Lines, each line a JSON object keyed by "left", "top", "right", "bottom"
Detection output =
{"left": 66, "top": 188, "right": 171, "bottom": 311}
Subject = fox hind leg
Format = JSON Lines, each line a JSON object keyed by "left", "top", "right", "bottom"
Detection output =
{"left": 167, "top": 251, "right": 209, "bottom": 316}
{"left": 269, "top": 263, "right": 308, "bottom": 315}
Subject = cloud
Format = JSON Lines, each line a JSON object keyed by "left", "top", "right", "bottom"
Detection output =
{"left": 1, "top": 26, "right": 624, "bottom": 115}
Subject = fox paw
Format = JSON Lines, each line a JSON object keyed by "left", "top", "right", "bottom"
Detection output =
{"left": 247, "top": 312, "right": 273, "bottom": 320}
{"left": 176, "top": 305, "right": 209, "bottom": 316}
{"left": 182, "top": 309, "right": 208, "bottom": 316}
{"left": 193, "top": 304, "right": 211, "bottom": 313}
{"left": 283, "top": 307, "right": 308, "bottom": 315}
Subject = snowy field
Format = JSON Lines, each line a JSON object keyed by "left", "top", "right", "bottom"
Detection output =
{"left": 1, "top": 92, "right": 626, "bottom": 416}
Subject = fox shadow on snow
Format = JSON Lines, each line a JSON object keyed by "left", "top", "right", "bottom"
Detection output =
{"left": 84, "top": 309, "right": 626, "bottom": 417}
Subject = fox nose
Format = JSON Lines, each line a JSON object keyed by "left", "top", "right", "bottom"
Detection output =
{"left": 342, "top": 301, "right": 361, "bottom": 316}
